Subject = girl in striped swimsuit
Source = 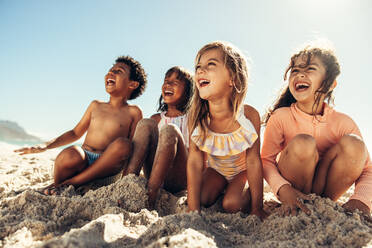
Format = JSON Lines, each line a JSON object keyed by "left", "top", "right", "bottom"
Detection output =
{"left": 187, "top": 41, "right": 267, "bottom": 219}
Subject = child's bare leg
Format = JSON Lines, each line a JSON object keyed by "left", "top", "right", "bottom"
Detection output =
{"left": 222, "top": 171, "right": 250, "bottom": 213}
{"left": 278, "top": 134, "right": 319, "bottom": 193}
{"left": 62, "top": 137, "right": 132, "bottom": 187}
{"left": 53, "top": 146, "right": 88, "bottom": 185}
{"left": 319, "top": 135, "right": 367, "bottom": 200}
{"left": 200, "top": 168, "right": 227, "bottom": 207}
{"left": 147, "top": 124, "right": 188, "bottom": 207}
{"left": 125, "top": 118, "right": 158, "bottom": 177}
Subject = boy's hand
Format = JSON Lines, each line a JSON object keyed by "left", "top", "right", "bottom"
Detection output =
{"left": 278, "top": 184, "right": 311, "bottom": 216}
{"left": 251, "top": 207, "right": 269, "bottom": 220}
{"left": 14, "top": 146, "right": 46, "bottom": 155}
{"left": 343, "top": 199, "right": 371, "bottom": 217}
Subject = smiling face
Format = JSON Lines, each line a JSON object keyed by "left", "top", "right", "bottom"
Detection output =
{"left": 195, "top": 48, "right": 232, "bottom": 101}
{"left": 288, "top": 55, "right": 327, "bottom": 107}
{"left": 161, "top": 72, "right": 186, "bottom": 107}
{"left": 104, "top": 62, "right": 135, "bottom": 98}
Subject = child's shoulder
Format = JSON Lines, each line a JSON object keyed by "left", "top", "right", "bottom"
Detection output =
{"left": 272, "top": 106, "right": 292, "bottom": 116}
{"left": 243, "top": 104, "right": 259, "bottom": 117}
{"left": 327, "top": 107, "right": 356, "bottom": 125}
{"left": 127, "top": 104, "right": 142, "bottom": 116}
{"left": 87, "top": 100, "right": 105, "bottom": 109}
{"left": 242, "top": 104, "right": 260, "bottom": 126}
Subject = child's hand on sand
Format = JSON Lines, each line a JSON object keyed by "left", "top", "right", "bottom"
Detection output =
{"left": 343, "top": 199, "right": 371, "bottom": 217}
{"left": 278, "top": 184, "right": 311, "bottom": 216}
{"left": 14, "top": 146, "right": 47, "bottom": 155}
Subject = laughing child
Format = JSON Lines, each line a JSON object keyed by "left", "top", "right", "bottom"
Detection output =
{"left": 15, "top": 56, "right": 147, "bottom": 194}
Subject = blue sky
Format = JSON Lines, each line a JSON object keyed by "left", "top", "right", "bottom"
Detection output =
{"left": 0, "top": 0, "right": 371, "bottom": 148}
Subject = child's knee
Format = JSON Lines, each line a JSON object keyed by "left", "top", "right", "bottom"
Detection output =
{"left": 200, "top": 191, "right": 216, "bottom": 208}
{"left": 55, "top": 146, "right": 83, "bottom": 169}
{"left": 332, "top": 135, "right": 366, "bottom": 180}
{"left": 158, "top": 124, "right": 179, "bottom": 147}
{"left": 222, "top": 196, "right": 241, "bottom": 213}
{"left": 111, "top": 137, "right": 132, "bottom": 159}
{"left": 137, "top": 118, "right": 157, "bottom": 132}
{"left": 337, "top": 135, "right": 367, "bottom": 161}
{"left": 288, "top": 134, "right": 317, "bottom": 161}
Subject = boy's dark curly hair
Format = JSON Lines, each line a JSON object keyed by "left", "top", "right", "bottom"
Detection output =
{"left": 115, "top": 56, "right": 147, "bottom": 100}
{"left": 157, "top": 66, "right": 194, "bottom": 113}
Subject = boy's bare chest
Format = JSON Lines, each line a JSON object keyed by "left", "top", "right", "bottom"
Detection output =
{"left": 90, "top": 108, "right": 132, "bottom": 133}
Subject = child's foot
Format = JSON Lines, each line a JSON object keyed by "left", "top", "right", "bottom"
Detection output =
{"left": 39, "top": 184, "right": 68, "bottom": 196}
{"left": 35, "top": 183, "right": 54, "bottom": 195}
{"left": 75, "top": 185, "right": 91, "bottom": 195}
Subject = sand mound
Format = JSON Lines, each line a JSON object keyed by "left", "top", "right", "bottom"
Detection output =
{"left": 0, "top": 143, "right": 371, "bottom": 247}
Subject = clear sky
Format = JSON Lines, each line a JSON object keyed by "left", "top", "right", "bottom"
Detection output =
{"left": 0, "top": 0, "right": 371, "bottom": 149}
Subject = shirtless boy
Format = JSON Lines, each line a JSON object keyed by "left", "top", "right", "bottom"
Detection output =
{"left": 15, "top": 56, "right": 147, "bottom": 194}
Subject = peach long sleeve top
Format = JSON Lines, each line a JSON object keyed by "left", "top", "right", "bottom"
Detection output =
{"left": 261, "top": 103, "right": 372, "bottom": 209}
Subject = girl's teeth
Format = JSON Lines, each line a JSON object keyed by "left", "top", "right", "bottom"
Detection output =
{"left": 296, "top": 83, "right": 309, "bottom": 90}
{"left": 199, "top": 80, "right": 210, "bottom": 86}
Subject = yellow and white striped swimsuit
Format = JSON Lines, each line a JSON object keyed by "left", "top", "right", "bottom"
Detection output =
{"left": 191, "top": 108, "right": 258, "bottom": 181}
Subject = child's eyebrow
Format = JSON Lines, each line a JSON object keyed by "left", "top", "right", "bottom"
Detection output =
{"left": 196, "top": 57, "right": 220, "bottom": 67}
{"left": 165, "top": 78, "right": 181, "bottom": 83}
{"left": 117, "top": 65, "right": 129, "bottom": 72}
{"left": 207, "top": 58, "right": 220, "bottom": 63}
{"left": 309, "top": 62, "right": 320, "bottom": 67}
{"left": 293, "top": 62, "right": 320, "bottom": 69}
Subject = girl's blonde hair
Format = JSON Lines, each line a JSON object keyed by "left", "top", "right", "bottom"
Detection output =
{"left": 188, "top": 41, "right": 249, "bottom": 142}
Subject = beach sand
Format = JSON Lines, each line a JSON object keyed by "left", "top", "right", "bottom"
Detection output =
{"left": 0, "top": 142, "right": 371, "bottom": 247}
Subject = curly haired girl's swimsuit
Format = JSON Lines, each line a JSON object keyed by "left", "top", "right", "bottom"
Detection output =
{"left": 191, "top": 108, "right": 258, "bottom": 181}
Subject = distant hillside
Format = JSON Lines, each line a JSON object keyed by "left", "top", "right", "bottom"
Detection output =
{"left": 0, "top": 120, "right": 42, "bottom": 142}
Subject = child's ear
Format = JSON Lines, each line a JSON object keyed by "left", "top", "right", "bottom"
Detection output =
{"left": 129, "top": 81, "right": 139, "bottom": 90}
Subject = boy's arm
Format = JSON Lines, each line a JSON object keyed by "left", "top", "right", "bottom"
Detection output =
{"left": 244, "top": 105, "right": 267, "bottom": 219}
{"left": 187, "top": 140, "right": 204, "bottom": 212}
{"left": 15, "top": 101, "right": 96, "bottom": 155}
{"left": 128, "top": 106, "right": 143, "bottom": 140}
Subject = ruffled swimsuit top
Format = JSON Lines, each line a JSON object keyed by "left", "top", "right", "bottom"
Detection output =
{"left": 158, "top": 112, "right": 189, "bottom": 147}
{"left": 191, "top": 107, "right": 258, "bottom": 181}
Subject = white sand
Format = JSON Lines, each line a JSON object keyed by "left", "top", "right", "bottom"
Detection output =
{"left": 0, "top": 142, "right": 371, "bottom": 247}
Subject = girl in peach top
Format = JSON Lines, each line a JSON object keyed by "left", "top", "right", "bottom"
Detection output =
{"left": 187, "top": 41, "right": 266, "bottom": 219}
{"left": 262, "top": 41, "right": 371, "bottom": 216}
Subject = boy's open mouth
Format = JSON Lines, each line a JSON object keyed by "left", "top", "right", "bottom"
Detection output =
{"left": 106, "top": 78, "right": 116, "bottom": 86}
{"left": 295, "top": 82, "right": 310, "bottom": 91}
{"left": 198, "top": 79, "right": 210, "bottom": 88}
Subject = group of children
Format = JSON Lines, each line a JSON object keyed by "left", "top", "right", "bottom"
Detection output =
{"left": 15, "top": 40, "right": 371, "bottom": 219}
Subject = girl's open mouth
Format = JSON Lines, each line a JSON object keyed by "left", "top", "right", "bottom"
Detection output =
{"left": 295, "top": 82, "right": 310, "bottom": 91}
{"left": 163, "top": 89, "right": 174, "bottom": 96}
{"left": 199, "top": 79, "right": 210, "bottom": 87}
